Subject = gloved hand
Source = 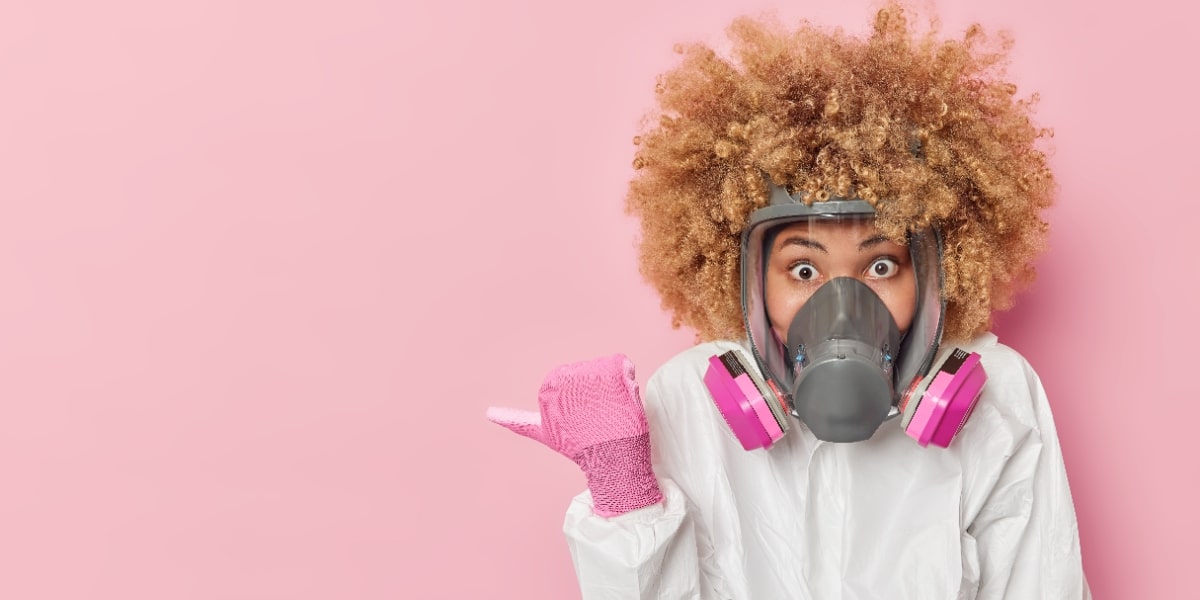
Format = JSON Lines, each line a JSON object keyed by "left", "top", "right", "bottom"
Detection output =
{"left": 486, "top": 354, "right": 664, "bottom": 517}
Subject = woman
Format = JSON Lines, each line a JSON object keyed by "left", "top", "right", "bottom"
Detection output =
{"left": 488, "top": 3, "right": 1089, "bottom": 597}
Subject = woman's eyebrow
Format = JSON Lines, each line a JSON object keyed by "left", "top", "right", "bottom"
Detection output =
{"left": 778, "top": 236, "right": 827, "bottom": 253}
{"left": 858, "top": 234, "right": 893, "bottom": 251}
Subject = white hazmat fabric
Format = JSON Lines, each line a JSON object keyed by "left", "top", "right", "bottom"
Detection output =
{"left": 563, "top": 333, "right": 1090, "bottom": 600}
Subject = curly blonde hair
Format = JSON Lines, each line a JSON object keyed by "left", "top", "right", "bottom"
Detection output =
{"left": 626, "top": 2, "right": 1054, "bottom": 343}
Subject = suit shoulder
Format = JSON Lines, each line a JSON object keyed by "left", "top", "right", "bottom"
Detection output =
{"left": 647, "top": 339, "right": 748, "bottom": 389}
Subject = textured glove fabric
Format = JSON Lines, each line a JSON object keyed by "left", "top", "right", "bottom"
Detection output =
{"left": 574, "top": 433, "right": 661, "bottom": 517}
{"left": 487, "top": 354, "right": 664, "bottom": 517}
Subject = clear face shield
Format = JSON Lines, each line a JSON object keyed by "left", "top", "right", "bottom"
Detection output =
{"left": 739, "top": 184, "right": 946, "bottom": 443}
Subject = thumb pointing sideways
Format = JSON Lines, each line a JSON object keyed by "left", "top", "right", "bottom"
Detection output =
{"left": 485, "top": 406, "right": 546, "bottom": 446}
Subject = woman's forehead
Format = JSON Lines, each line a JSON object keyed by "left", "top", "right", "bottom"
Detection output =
{"left": 770, "top": 218, "right": 906, "bottom": 250}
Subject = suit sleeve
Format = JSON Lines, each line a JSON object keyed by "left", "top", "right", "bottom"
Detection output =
{"left": 969, "top": 352, "right": 1091, "bottom": 599}
{"left": 561, "top": 372, "right": 710, "bottom": 600}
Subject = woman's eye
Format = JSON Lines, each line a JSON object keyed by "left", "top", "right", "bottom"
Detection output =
{"left": 868, "top": 257, "right": 900, "bottom": 279}
{"left": 789, "top": 263, "right": 820, "bottom": 281}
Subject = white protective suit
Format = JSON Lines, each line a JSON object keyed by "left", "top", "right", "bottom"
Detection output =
{"left": 563, "top": 332, "right": 1090, "bottom": 599}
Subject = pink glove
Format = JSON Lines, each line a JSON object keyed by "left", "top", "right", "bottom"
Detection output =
{"left": 486, "top": 354, "right": 664, "bottom": 517}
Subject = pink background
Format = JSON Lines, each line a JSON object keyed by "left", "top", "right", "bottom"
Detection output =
{"left": 0, "top": 0, "right": 1193, "bottom": 597}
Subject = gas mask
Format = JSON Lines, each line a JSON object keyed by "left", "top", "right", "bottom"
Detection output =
{"left": 703, "top": 181, "right": 987, "bottom": 449}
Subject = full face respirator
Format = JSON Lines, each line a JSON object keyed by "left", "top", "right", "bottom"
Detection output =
{"left": 703, "top": 182, "right": 987, "bottom": 450}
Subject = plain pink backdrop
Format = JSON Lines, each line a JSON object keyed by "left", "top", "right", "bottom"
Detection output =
{"left": 0, "top": 0, "right": 1194, "bottom": 597}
